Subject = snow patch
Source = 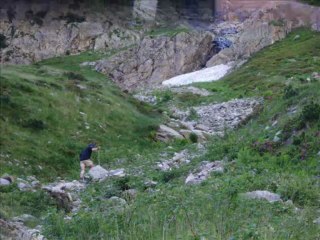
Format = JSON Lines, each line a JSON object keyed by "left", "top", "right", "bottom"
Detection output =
{"left": 162, "top": 64, "right": 232, "bottom": 86}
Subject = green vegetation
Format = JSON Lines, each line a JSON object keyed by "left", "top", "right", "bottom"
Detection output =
{"left": 1, "top": 28, "right": 320, "bottom": 239}
{"left": 301, "top": 0, "right": 320, "bottom": 6}
{"left": 0, "top": 33, "right": 7, "bottom": 49}
{"left": 146, "top": 27, "right": 190, "bottom": 38}
{"left": 0, "top": 50, "right": 161, "bottom": 181}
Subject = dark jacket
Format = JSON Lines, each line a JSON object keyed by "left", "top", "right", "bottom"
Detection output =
{"left": 79, "top": 144, "right": 96, "bottom": 161}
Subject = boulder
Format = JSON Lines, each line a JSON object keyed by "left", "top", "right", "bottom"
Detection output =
{"left": 108, "top": 169, "right": 125, "bottom": 177}
{"left": 156, "top": 125, "right": 184, "bottom": 142}
{"left": 88, "top": 166, "right": 126, "bottom": 181}
{"left": 88, "top": 165, "right": 109, "bottom": 181}
{"left": 0, "top": 178, "right": 11, "bottom": 186}
{"left": 244, "top": 190, "right": 282, "bottom": 203}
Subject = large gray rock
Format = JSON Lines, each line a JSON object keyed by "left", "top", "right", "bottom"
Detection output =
{"left": 88, "top": 165, "right": 109, "bottom": 181}
{"left": 244, "top": 190, "right": 282, "bottom": 203}
{"left": 88, "top": 165, "right": 125, "bottom": 181}
{"left": 156, "top": 125, "right": 185, "bottom": 142}
{"left": 157, "top": 149, "right": 190, "bottom": 171}
{"left": 0, "top": 178, "right": 11, "bottom": 186}
{"left": 95, "top": 31, "right": 214, "bottom": 91}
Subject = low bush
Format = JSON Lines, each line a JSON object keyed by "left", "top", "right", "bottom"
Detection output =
{"left": 300, "top": 101, "right": 320, "bottom": 122}
{"left": 0, "top": 33, "right": 8, "bottom": 49}
{"left": 189, "top": 132, "right": 198, "bottom": 143}
{"left": 283, "top": 85, "right": 298, "bottom": 99}
{"left": 22, "top": 119, "right": 46, "bottom": 130}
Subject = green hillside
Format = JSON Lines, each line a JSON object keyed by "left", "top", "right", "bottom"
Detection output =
{"left": 0, "top": 51, "right": 161, "bottom": 181}
{"left": 1, "top": 28, "right": 320, "bottom": 239}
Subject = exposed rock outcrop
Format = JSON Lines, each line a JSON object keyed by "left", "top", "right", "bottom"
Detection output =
{"left": 0, "top": 218, "right": 45, "bottom": 240}
{"left": 42, "top": 180, "right": 85, "bottom": 213}
{"left": 0, "top": 2, "right": 141, "bottom": 64}
{"left": 207, "top": 2, "right": 320, "bottom": 67}
{"left": 185, "top": 161, "right": 224, "bottom": 185}
{"left": 95, "top": 31, "right": 214, "bottom": 91}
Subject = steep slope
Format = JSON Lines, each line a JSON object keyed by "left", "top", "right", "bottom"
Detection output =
{"left": 0, "top": 51, "right": 160, "bottom": 181}
{"left": 41, "top": 28, "right": 319, "bottom": 239}
{"left": 0, "top": 28, "right": 319, "bottom": 240}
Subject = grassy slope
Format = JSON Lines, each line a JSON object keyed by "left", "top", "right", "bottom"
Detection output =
{"left": 0, "top": 51, "right": 164, "bottom": 219}
{"left": 1, "top": 28, "right": 319, "bottom": 239}
{"left": 44, "top": 28, "right": 320, "bottom": 239}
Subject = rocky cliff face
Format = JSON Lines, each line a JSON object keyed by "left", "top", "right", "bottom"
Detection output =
{"left": 95, "top": 32, "right": 214, "bottom": 91}
{"left": 207, "top": 1, "right": 320, "bottom": 66}
{"left": 0, "top": 1, "right": 141, "bottom": 64}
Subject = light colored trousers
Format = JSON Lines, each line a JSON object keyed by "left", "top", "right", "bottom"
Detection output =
{"left": 80, "top": 159, "right": 94, "bottom": 178}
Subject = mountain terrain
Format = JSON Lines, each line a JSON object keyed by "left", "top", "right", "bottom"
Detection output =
{"left": 0, "top": 0, "right": 320, "bottom": 239}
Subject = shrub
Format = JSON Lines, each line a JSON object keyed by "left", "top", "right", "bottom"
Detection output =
{"left": 189, "top": 132, "right": 198, "bottom": 143}
{"left": 269, "top": 19, "right": 285, "bottom": 27}
{"left": 64, "top": 72, "right": 87, "bottom": 82}
{"left": 0, "top": 34, "right": 8, "bottom": 49}
{"left": 187, "top": 108, "right": 199, "bottom": 121}
{"left": 283, "top": 85, "right": 298, "bottom": 99}
{"left": 22, "top": 119, "right": 46, "bottom": 130}
{"left": 59, "top": 13, "right": 85, "bottom": 24}
{"left": 300, "top": 101, "right": 320, "bottom": 122}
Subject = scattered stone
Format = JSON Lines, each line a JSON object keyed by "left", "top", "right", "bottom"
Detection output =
{"left": 107, "top": 197, "right": 128, "bottom": 212}
{"left": 313, "top": 217, "right": 320, "bottom": 225}
{"left": 185, "top": 161, "right": 224, "bottom": 185}
{"left": 122, "top": 189, "right": 138, "bottom": 200}
{"left": 108, "top": 169, "right": 125, "bottom": 177}
{"left": 17, "top": 182, "right": 32, "bottom": 191}
{"left": 12, "top": 214, "right": 36, "bottom": 223}
{"left": 193, "top": 98, "right": 262, "bottom": 134}
{"left": 80, "top": 61, "right": 96, "bottom": 67}
{"left": 43, "top": 180, "right": 85, "bottom": 213}
{"left": 144, "top": 180, "right": 158, "bottom": 188}
{"left": 0, "top": 178, "right": 11, "bottom": 186}
{"left": 0, "top": 218, "right": 46, "bottom": 240}
{"left": 133, "top": 94, "right": 157, "bottom": 105}
{"left": 244, "top": 190, "right": 281, "bottom": 203}
{"left": 157, "top": 149, "right": 191, "bottom": 171}
{"left": 293, "top": 35, "right": 300, "bottom": 41}
{"left": 311, "top": 72, "right": 320, "bottom": 81}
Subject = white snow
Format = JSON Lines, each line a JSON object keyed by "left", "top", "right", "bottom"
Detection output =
{"left": 162, "top": 64, "right": 232, "bottom": 86}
